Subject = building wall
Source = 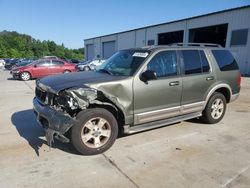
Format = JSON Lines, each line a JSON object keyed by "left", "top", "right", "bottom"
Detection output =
{"left": 84, "top": 7, "right": 250, "bottom": 75}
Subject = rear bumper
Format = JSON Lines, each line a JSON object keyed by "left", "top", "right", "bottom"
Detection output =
{"left": 230, "top": 93, "right": 240, "bottom": 103}
{"left": 33, "top": 97, "right": 76, "bottom": 145}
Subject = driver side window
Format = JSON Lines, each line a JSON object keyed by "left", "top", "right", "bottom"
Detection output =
{"left": 36, "top": 60, "right": 51, "bottom": 67}
{"left": 147, "top": 51, "right": 177, "bottom": 78}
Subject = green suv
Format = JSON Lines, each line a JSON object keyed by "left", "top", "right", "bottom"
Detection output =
{"left": 33, "top": 43, "right": 241, "bottom": 155}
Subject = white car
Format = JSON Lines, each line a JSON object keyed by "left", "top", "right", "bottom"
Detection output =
{"left": 77, "top": 59, "right": 106, "bottom": 71}
{"left": 0, "top": 59, "right": 5, "bottom": 68}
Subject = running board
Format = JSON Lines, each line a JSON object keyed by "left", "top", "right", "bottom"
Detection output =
{"left": 124, "top": 112, "right": 202, "bottom": 134}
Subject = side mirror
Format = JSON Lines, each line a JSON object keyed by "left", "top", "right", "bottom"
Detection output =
{"left": 34, "top": 64, "right": 37, "bottom": 68}
{"left": 140, "top": 70, "right": 157, "bottom": 82}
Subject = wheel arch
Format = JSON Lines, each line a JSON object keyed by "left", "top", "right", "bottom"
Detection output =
{"left": 205, "top": 84, "right": 232, "bottom": 104}
{"left": 87, "top": 102, "right": 125, "bottom": 133}
{"left": 63, "top": 69, "right": 71, "bottom": 73}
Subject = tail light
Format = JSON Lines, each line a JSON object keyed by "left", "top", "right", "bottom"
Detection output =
{"left": 237, "top": 73, "right": 241, "bottom": 89}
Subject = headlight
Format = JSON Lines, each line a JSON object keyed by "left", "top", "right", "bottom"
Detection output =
{"left": 12, "top": 70, "right": 20, "bottom": 74}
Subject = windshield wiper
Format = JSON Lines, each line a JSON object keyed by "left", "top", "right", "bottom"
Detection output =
{"left": 98, "top": 68, "right": 113, "bottom": 75}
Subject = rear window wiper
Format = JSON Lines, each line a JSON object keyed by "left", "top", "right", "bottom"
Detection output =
{"left": 98, "top": 69, "right": 113, "bottom": 75}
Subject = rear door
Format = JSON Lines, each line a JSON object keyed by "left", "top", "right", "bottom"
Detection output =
{"left": 48, "top": 60, "right": 65, "bottom": 75}
{"left": 180, "top": 49, "right": 215, "bottom": 113}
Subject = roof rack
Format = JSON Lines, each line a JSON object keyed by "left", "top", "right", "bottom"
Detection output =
{"left": 170, "top": 43, "right": 222, "bottom": 47}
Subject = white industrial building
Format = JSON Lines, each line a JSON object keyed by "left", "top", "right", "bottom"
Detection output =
{"left": 84, "top": 5, "right": 250, "bottom": 75}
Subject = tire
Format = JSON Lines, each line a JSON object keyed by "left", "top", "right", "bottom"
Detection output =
{"left": 83, "top": 66, "right": 90, "bottom": 71}
{"left": 201, "top": 92, "right": 227, "bottom": 124}
{"left": 63, "top": 70, "right": 71, "bottom": 73}
{"left": 71, "top": 108, "right": 118, "bottom": 155}
{"left": 20, "top": 71, "right": 31, "bottom": 81}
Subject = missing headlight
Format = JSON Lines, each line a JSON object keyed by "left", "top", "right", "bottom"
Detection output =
{"left": 55, "top": 94, "right": 79, "bottom": 111}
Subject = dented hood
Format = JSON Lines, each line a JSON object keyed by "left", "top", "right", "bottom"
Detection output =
{"left": 37, "top": 71, "right": 128, "bottom": 94}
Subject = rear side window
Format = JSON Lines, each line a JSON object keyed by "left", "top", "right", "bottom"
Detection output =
{"left": 212, "top": 50, "right": 239, "bottom": 71}
{"left": 200, "top": 51, "right": 210, "bottom": 73}
{"left": 182, "top": 50, "right": 202, "bottom": 75}
{"left": 52, "top": 60, "right": 64, "bottom": 65}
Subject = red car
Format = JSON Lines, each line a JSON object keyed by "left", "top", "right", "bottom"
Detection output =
{"left": 11, "top": 58, "right": 76, "bottom": 81}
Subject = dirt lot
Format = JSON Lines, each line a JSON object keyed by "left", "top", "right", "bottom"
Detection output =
{"left": 0, "top": 69, "right": 250, "bottom": 188}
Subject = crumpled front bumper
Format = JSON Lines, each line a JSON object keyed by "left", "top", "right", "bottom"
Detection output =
{"left": 33, "top": 97, "right": 77, "bottom": 146}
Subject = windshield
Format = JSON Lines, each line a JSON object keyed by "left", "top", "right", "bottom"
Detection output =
{"left": 97, "top": 50, "right": 150, "bottom": 76}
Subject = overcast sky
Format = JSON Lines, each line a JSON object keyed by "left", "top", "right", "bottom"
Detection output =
{"left": 0, "top": 0, "right": 249, "bottom": 49}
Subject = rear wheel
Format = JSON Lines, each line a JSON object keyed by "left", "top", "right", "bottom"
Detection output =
{"left": 201, "top": 92, "right": 226, "bottom": 124}
{"left": 63, "top": 70, "right": 71, "bottom": 73}
{"left": 71, "top": 108, "right": 118, "bottom": 155}
{"left": 20, "top": 72, "right": 31, "bottom": 81}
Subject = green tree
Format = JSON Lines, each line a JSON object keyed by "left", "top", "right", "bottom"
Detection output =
{"left": 0, "top": 30, "right": 85, "bottom": 60}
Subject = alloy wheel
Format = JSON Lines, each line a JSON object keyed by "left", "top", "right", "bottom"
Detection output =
{"left": 211, "top": 98, "right": 224, "bottom": 119}
{"left": 81, "top": 117, "right": 111, "bottom": 148}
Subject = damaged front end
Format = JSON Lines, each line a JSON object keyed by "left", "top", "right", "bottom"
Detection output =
{"left": 33, "top": 84, "right": 120, "bottom": 146}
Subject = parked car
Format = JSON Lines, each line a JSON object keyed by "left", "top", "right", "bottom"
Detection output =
{"left": 0, "top": 59, "right": 5, "bottom": 68}
{"left": 4, "top": 59, "right": 21, "bottom": 70}
{"left": 11, "top": 58, "right": 37, "bottom": 69}
{"left": 33, "top": 43, "right": 241, "bottom": 155}
{"left": 70, "top": 59, "right": 81, "bottom": 64}
{"left": 43, "top": 56, "right": 58, "bottom": 59}
{"left": 76, "top": 59, "right": 106, "bottom": 71}
{"left": 11, "top": 58, "right": 76, "bottom": 81}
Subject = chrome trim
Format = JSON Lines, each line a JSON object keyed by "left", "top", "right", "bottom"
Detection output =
{"left": 181, "top": 101, "right": 206, "bottom": 114}
{"left": 135, "top": 106, "right": 180, "bottom": 124}
{"left": 230, "top": 93, "right": 239, "bottom": 102}
{"left": 126, "top": 112, "right": 202, "bottom": 134}
{"left": 134, "top": 101, "right": 206, "bottom": 125}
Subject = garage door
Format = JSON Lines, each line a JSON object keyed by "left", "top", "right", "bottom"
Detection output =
{"left": 86, "top": 44, "right": 94, "bottom": 60}
{"left": 103, "top": 41, "right": 116, "bottom": 59}
{"left": 189, "top": 24, "right": 228, "bottom": 47}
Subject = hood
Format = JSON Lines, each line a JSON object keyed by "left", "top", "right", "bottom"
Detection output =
{"left": 37, "top": 71, "right": 128, "bottom": 94}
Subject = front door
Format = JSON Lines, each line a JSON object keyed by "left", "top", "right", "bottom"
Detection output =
{"left": 133, "top": 50, "right": 182, "bottom": 125}
{"left": 32, "top": 59, "right": 51, "bottom": 78}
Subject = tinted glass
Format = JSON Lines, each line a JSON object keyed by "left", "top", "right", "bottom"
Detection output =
{"left": 98, "top": 50, "right": 149, "bottom": 76}
{"left": 200, "top": 50, "right": 210, "bottom": 73}
{"left": 182, "top": 50, "right": 202, "bottom": 75}
{"left": 147, "top": 51, "right": 177, "bottom": 77}
{"left": 212, "top": 50, "right": 239, "bottom": 71}
{"left": 52, "top": 60, "right": 64, "bottom": 65}
{"left": 36, "top": 60, "right": 50, "bottom": 67}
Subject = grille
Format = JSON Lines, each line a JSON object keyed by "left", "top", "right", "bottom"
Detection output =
{"left": 35, "top": 87, "right": 47, "bottom": 102}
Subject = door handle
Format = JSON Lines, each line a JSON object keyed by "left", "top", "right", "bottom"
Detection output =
{"left": 169, "top": 81, "right": 180, "bottom": 86}
{"left": 206, "top": 76, "right": 214, "bottom": 81}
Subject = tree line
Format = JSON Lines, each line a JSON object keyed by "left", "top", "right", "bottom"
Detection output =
{"left": 0, "top": 30, "right": 84, "bottom": 60}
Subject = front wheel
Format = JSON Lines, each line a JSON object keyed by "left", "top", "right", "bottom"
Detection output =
{"left": 20, "top": 72, "right": 31, "bottom": 81}
{"left": 201, "top": 92, "right": 226, "bottom": 124}
{"left": 83, "top": 66, "right": 90, "bottom": 71}
{"left": 71, "top": 108, "right": 118, "bottom": 155}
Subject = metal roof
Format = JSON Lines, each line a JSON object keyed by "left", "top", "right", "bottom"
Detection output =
{"left": 84, "top": 5, "right": 250, "bottom": 41}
